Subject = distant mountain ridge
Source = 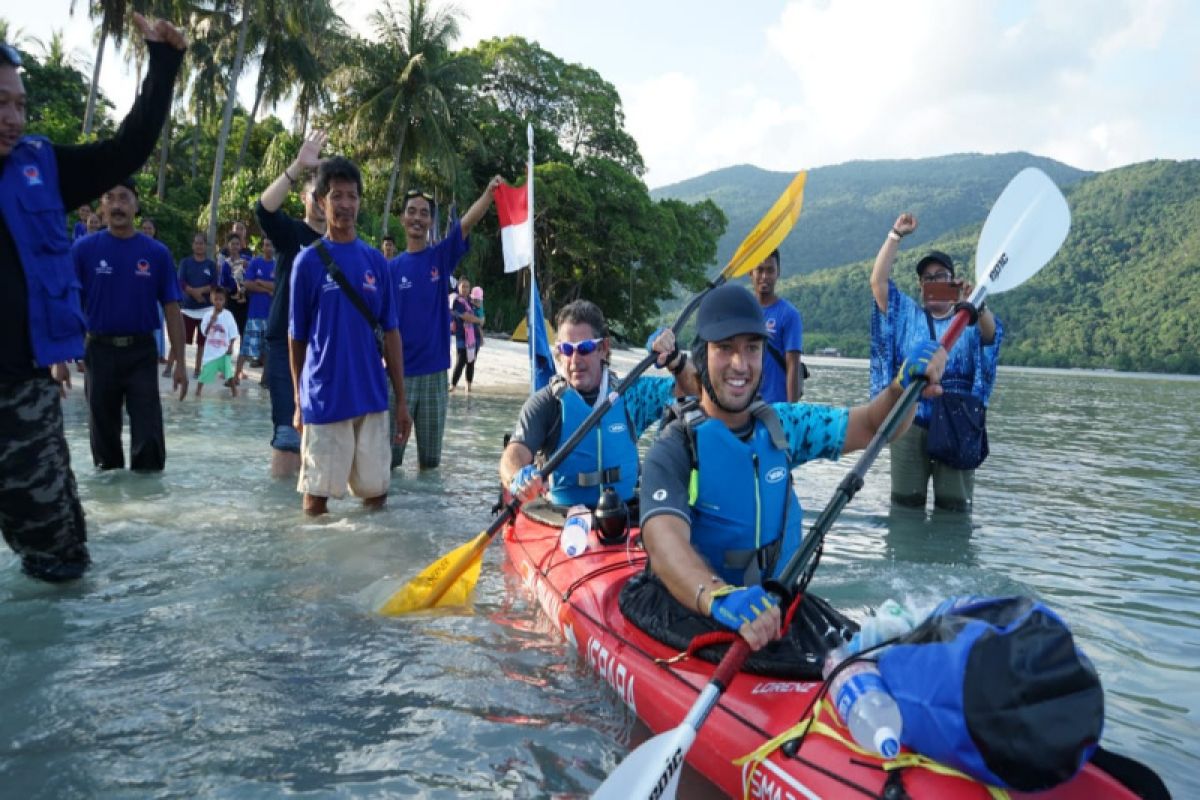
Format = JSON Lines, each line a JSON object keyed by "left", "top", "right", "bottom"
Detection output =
{"left": 651, "top": 153, "right": 1092, "bottom": 276}
{"left": 769, "top": 159, "right": 1200, "bottom": 374}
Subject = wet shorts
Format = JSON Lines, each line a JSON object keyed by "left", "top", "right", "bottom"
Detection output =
{"left": 298, "top": 411, "right": 390, "bottom": 500}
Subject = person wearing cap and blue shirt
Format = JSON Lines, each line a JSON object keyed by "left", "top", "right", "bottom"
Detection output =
{"left": 870, "top": 212, "right": 1003, "bottom": 512}
{"left": 73, "top": 179, "right": 187, "bottom": 471}
{"left": 638, "top": 284, "right": 947, "bottom": 651}
{"left": 0, "top": 16, "right": 186, "bottom": 583}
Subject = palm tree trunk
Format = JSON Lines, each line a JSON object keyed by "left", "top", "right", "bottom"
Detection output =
{"left": 156, "top": 101, "right": 172, "bottom": 200}
{"left": 380, "top": 124, "right": 407, "bottom": 238}
{"left": 191, "top": 110, "right": 200, "bottom": 181}
{"left": 206, "top": 2, "right": 251, "bottom": 251}
{"left": 82, "top": 29, "right": 107, "bottom": 135}
{"left": 234, "top": 74, "right": 265, "bottom": 174}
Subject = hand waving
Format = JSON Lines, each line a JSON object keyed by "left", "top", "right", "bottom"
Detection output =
{"left": 132, "top": 12, "right": 187, "bottom": 51}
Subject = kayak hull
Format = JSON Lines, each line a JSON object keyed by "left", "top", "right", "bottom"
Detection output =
{"left": 502, "top": 503, "right": 1141, "bottom": 799}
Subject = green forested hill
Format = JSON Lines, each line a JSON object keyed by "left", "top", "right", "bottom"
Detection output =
{"left": 651, "top": 153, "right": 1091, "bottom": 275}
{"left": 779, "top": 160, "right": 1200, "bottom": 374}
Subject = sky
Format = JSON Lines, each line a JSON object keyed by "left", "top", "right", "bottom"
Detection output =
{"left": 7, "top": 0, "right": 1199, "bottom": 188}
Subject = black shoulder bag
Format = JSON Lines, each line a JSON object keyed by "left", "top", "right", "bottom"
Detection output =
{"left": 924, "top": 312, "right": 989, "bottom": 470}
{"left": 313, "top": 240, "right": 386, "bottom": 357}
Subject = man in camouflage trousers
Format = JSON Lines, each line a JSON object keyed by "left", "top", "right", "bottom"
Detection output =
{"left": 0, "top": 381, "right": 89, "bottom": 579}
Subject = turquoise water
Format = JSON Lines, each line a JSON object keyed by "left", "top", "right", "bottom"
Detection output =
{"left": 1, "top": 364, "right": 1196, "bottom": 798}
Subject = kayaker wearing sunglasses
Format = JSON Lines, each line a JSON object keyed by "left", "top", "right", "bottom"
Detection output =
{"left": 500, "top": 299, "right": 698, "bottom": 511}
{"left": 638, "top": 285, "right": 947, "bottom": 650}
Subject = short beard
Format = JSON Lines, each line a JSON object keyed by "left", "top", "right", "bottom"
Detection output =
{"left": 693, "top": 341, "right": 759, "bottom": 414}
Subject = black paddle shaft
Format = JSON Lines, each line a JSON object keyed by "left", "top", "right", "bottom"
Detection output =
{"left": 765, "top": 303, "right": 976, "bottom": 603}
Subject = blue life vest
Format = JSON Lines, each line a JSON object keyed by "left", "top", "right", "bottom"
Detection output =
{"left": 0, "top": 136, "right": 87, "bottom": 366}
{"left": 547, "top": 377, "right": 639, "bottom": 507}
{"left": 681, "top": 401, "right": 801, "bottom": 586}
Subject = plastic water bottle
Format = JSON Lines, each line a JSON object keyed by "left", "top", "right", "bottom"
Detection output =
{"left": 560, "top": 505, "right": 591, "bottom": 557}
{"left": 845, "top": 599, "right": 918, "bottom": 655}
{"left": 823, "top": 645, "right": 903, "bottom": 759}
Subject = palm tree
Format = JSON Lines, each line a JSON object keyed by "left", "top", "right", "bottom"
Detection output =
{"left": 345, "top": 0, "right": 470, "bottom": 237}
{"left": 69, "top": 0, "right": 137, "bottom": 136}
{"left": 233, "top": 0, "right": 344, "bottom": 173}
{"left": 204, "top": 0, "right": 252, "bottom": 250}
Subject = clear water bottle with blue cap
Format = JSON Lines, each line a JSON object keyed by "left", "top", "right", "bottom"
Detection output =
{"left": 823, "top": 645, "right": 903, "bottom": 759}
{"left": 559, "top": 505, "right": 591, "bottom": 557}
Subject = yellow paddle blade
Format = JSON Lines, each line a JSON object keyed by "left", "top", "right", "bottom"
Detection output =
{"left": 722, "top": 170, "right": 808, "bottom": 280}
{"left": 377, "top": 531, "right": 489, "bottom": 616}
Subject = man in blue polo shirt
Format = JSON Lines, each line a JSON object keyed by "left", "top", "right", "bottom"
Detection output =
{"left": 175, "top": 231, "right": 217, "bottom": 377}
{"left": 289, "top": 156, "right": 411, "bottom": 516}
{"left": 73, "top": 179, "right": 187, "bottom": 471}
{"left": 388, "top": 175, "right": 502, "bottom": 470}
{"left": 750, "top": 249, "right": 806, "bottom": 403}
{"left": 237, "top": 236, "right": 274, "bottom": 378}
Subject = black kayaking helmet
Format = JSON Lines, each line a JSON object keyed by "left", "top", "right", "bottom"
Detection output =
{"left": 692, "top": 284, "right": 769, "bottom": 413}
{"left": 593, "top": 485, "right": 629, "bottom": 545}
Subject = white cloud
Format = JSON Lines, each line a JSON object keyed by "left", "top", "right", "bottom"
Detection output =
{"left": 623, "top": 72, "right": 704, "bottom": 185}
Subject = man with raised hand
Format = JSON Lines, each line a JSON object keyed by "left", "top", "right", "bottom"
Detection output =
{"left": 256, "top": 130, "right": 327, "bottom": 477}
{"left": 73, "top": 178, "right": 187, "bottom": 471}
{"left": 288, "top": 157, "right": 411, "bottom": 516}
{"left": 638, "top": 285, "right": 945, "bottom": 650}
{"left": 0, "top": 15, "right": 185, "bottom": 582}
{"left": 750, "top": 249, "right": 806, "bottom": 403}
{"left": 388, "top": 177, "right": 502, "bottom": 471}
{"left": 869, "top": 212, "right": 1002, "bottom": 512}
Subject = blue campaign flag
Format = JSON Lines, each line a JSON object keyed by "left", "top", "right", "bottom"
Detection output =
{"left": 529, "top": 269, "right": 556, "bottom": 393}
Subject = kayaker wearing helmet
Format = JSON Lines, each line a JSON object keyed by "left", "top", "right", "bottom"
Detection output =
{"left": 638, "top": 284, "right": 947, "bottom": 650}
{"left": 500, "top": 299, "right": 698, "bottom": 511}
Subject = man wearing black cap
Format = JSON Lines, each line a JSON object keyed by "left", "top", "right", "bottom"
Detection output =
{"left": 869, "top": 212, "right": 1002, "bottom": 512}
{"left": 0, "top": 16, "right": 185, "bottom": 582}
{"left": 73, "top": 179, "right": 187, "bottom": 470}
{"left": 639, "top": 284, "right": 946, "bottom": 650}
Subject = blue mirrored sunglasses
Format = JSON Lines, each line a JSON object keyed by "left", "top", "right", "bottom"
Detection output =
{"left": 555, "top": 338, "right": 603, "bottom": 357}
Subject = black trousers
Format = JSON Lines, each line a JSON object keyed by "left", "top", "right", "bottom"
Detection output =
{"left": 451, "top": 347, "right": 475, "bottom": 387}
{"left": 84, "top": 336, "right": 165, "bottom": 471}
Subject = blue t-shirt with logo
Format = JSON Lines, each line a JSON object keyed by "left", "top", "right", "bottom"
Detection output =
{"left": 73, "top": 231, "right": 182, "bottom": 335}
{"left": 759, "top": 297, "right": 803, "bottom": 403}
{"left": 290, "top": 238, "right": 397, "bottom": 425}
{"left": 178, "top": 256, "right": 217, "bottom": 311}
{"left": 389, "top": 220, "right": 469, "bottom": 377}
{"left": 244, "top": 256, "right": 275, "bottom": 320}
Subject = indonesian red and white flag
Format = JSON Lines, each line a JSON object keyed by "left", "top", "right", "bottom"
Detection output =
{"left": 494, "top": 183, "right": 533, "bottom": 273}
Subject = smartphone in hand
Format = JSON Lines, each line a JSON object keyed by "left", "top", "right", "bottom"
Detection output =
{"left": 922, "top": 280, "right": 962, "bottom": 304}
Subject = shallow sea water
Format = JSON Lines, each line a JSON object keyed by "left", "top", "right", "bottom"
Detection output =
{"left": 1, "top": 363, "right": 1196, "bottom": 797}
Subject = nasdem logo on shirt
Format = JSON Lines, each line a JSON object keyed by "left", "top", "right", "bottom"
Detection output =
{"left": 135, "top": 259, "right": 152, "bottom": 277}
{"left": 765, "top": 318, "right": 778, "bottom": 333}
{"left": 765, "top": 466, "right": 788, "bottom": 484}
{"left": 429, "top": 267, "right": 439, "bottom": 282}
{"left": 23, "top": 165, "right": 43, "bottom": 186}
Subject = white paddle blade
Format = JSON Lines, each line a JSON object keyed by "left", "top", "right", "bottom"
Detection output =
{"left": 975, "top": 167, "right": 1071, "bottom": 295}
{"left": 593, "top": 724, "right": 694, "bottom": 800}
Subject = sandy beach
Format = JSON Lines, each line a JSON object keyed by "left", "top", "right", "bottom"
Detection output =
{"left": 133, "top": 334, "right": 861, "bottom": 401}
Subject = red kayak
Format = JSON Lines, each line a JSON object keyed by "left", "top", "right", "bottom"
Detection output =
{"left": 503, "top": 501, "right": 1153, "bottom": 799}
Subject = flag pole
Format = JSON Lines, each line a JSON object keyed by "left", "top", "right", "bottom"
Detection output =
{"left": 526, "top": 122, "right": 537, "bottom": 395}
